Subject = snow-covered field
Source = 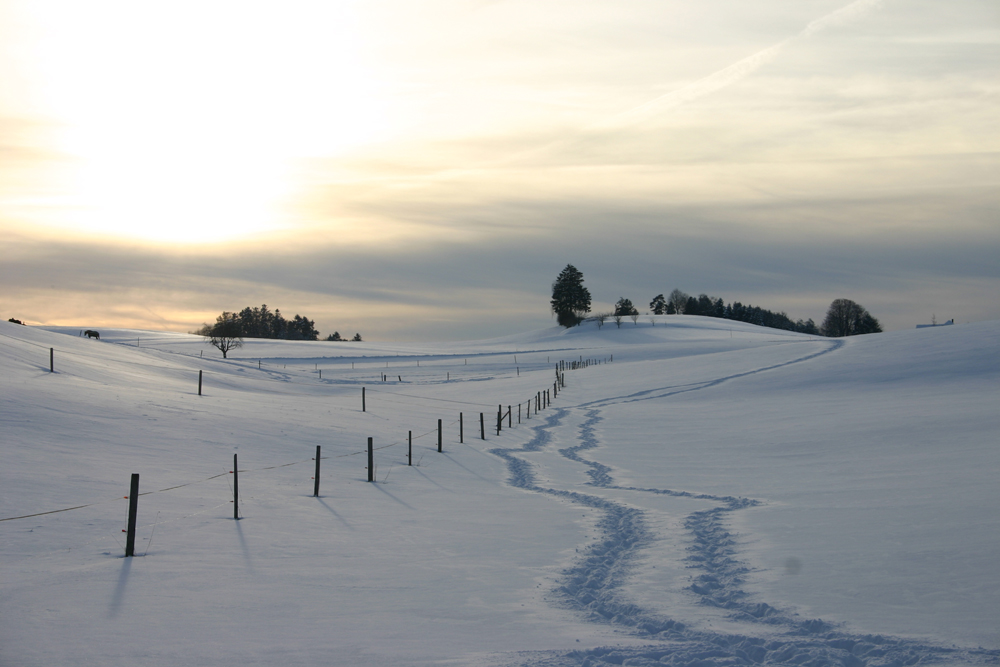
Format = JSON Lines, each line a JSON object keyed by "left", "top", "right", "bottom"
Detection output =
{"left": 2, "top": 317, "right": 997, "bottom": 666}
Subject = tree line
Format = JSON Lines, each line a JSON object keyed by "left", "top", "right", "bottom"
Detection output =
{"left": 196, "top": 305, "right": 362, "bottom": 358}
{"left": 551, "top": 265, "right": 882, "bottom": 337}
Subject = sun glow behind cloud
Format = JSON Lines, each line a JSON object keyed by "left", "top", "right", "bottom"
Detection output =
{"left": 15, "top": 1, "right": 385, "bottom": 243}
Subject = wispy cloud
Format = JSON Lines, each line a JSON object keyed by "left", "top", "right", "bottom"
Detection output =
{"left": 599, "top": 0, "right": 883, "bottom": 129}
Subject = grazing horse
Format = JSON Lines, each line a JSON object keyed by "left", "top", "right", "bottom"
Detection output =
{"left": 84, "top": 330, "right": 100, "bottom": 340}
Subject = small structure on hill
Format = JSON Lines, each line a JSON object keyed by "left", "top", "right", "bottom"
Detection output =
{"left": 916, "top": 319, "right": 953, "bottom": 329}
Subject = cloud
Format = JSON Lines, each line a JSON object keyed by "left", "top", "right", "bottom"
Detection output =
{"left": 4, "top": 180, "right": 998, "bottom": 339}
{"left": 598, "top": 0, "right": 883, "bottom": 130}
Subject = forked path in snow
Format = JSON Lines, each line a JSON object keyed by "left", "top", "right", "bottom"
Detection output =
{"left": 492, "top": 342, "right": 999, "bottom": 667}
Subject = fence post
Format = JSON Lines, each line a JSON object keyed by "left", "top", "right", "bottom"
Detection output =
{"left": 408, "top": 431, "right": 412, "bottom": 466}
{"left": 49, "top": 348, "right": 53, "bottom": 373}
{"left": 233, "top": 454, "right": 239, "bottom": 519}
{"left": 496, "top": 406, "right": 501, "bottom": 436}
{"left": 460, "top": 412, "right": 464, "bottom": 443}
{"left": 198, "top": 370, "right": 203, "bottom": 396}
{"left": 314, "top": 445, "right": 321, "bottom": 497}
{"left": 438, "top": 419, "right": 442, "bottom": 452}
{"left": 368, "top": 437, "right": 374, "bottom": 482}
{"left": 480, "top": 413, "right": 485, "bottom": 440}
{"left": 518, "top": 403, "right": 521, "bottom": 424}
{"left": 125, "top": 473, "right": 139, "bottom": 557}
{"left": 362, "top": 387, "right": 366, "bottom": 412}
{"left": 508, "top": 405, "right": 512, "bottom": 428}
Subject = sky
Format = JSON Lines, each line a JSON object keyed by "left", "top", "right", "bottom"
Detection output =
{"left": 1, "top": 0, "right": 997, "bottom": 341}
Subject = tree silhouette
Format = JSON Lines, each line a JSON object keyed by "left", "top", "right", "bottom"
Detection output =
{"left": 551, "top": 264, "right": 592, "bottom": 327}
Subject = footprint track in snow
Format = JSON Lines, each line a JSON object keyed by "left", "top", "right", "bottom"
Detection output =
{"left": 492, "top": 343, "right": 999, "bottom": 666}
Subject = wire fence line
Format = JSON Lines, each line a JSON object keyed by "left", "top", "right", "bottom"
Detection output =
{"left": 1, "top": 328, "right": 555, "bottom": 403}
{"left": 2, "top": 338, "right": 593, "bottom": 560}
{"left": 0, "top": 410, "right": 518, "bottom": 524}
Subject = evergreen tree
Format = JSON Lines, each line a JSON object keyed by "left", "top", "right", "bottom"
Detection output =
{"left": 614, "top": 297, "right": 638, "bottom": 317}
{"left": 649, "top": 294, "right": 667, "bottom": 315}
{"left": 551, "top": 264, "right": 592, "bottom": 327}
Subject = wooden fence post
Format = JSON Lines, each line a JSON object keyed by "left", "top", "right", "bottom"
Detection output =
{"left": 496, "top": 406, "right": 501, "bottom": 436}
{"left": 49, "top": 348, "right": 53, "bottom": 373}
{"left": 438, "top": 419, "right": 442, "bottom": 452}
{"left": 508, "top": 405, "right": 512, "bottom": 428}
{"left": 198, "top": 370, "right": 203, "bottom": 396}
{"left": 362, "top": 387, "right": 366, "bottom": 412}
{"left": 314, "top": 446, "right": 321, "bottom": 497}
{"left": 125, "top": 473, "right": 139, "bottom": 557}
{"left": 408, "top": 431, "right": 412, "bottom": 466}
{"left": 518, "top": 403, "right": 521, "bottom": 424}
{"left": 480, "top": 413, "right": 485, "bottom": 440}
{"left": 233, "top": 454, "right": 239, "bottom": 519}
{"left": 368, "top": 437, "right": 374, "bottom": 482}
{"left": 460, "top": 412, "right": 464, "bottom": 443}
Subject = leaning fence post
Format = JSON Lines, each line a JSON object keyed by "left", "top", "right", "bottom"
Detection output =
{"left": 125, "top": 473, "right": 139, "bottom": 557}
{"left": 233, "top": 454, "right": 239, "bottom": 519}
{"left": 368, "top": 437, "right": 374, "bottom": 482}
{"left": 49, "top": 348, "right": 54, "bottom": 373}
{"left": 198, "top": 370, "right": 203, "bottom": 396}
{"left": 438, "top": 419, "right": 443, "bottom": 452}
{"left": 480, "top": 412, "right": 485, "bottom": 440}
{"left": 314, "top": 445, "right": 321, "bottom": 497}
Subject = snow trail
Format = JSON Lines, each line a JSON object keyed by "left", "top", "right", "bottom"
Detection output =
{"left": 491, "top": 345, "right": 999, "bottom": 666}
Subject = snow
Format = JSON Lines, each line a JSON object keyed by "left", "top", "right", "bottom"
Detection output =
{"left": 1, "top": 317, "right": 998, "bottom": 666}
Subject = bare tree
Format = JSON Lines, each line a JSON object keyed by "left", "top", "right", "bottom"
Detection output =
{"left": 206, "top": 311, "right": 243, "bottom": 359}
{"left": 821, "top": 299, "right": 882, "bottom": 337}
{"left": 596, "top": 312, "right": 609, "bottom": 329}
{"left": 668, "top": 289, "right": 689, "bottom": 314}
{"left": 613, "top": 313, "right": 623, "bottom": 328}
{"left": 631, "top": 311, "right": 640, "bottom": 326}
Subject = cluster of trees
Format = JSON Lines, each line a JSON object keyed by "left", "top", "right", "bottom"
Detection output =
{"left": 196, "top": 305, "right": 318, "bottom": 342}
{"left": 7, "top": 318, "right": 25, "bottom": 325}
{"left": 820, "top": 298, "right": 883, "bottom": 337}
{"left": 648, "top": 289, "right": 823, "bottom": 334}
{"left": 325, "top": 332, "right": 362, "bottom": 342}
{"left": 197, "top": 304, "right": 362, "bottom": 358}
{"left": 551, "top": 265, "right": 882, "bottom": 337}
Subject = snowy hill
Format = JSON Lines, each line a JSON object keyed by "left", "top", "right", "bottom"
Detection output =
{"left": 2, "top": 317, "right": 998, "bottom": 666}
